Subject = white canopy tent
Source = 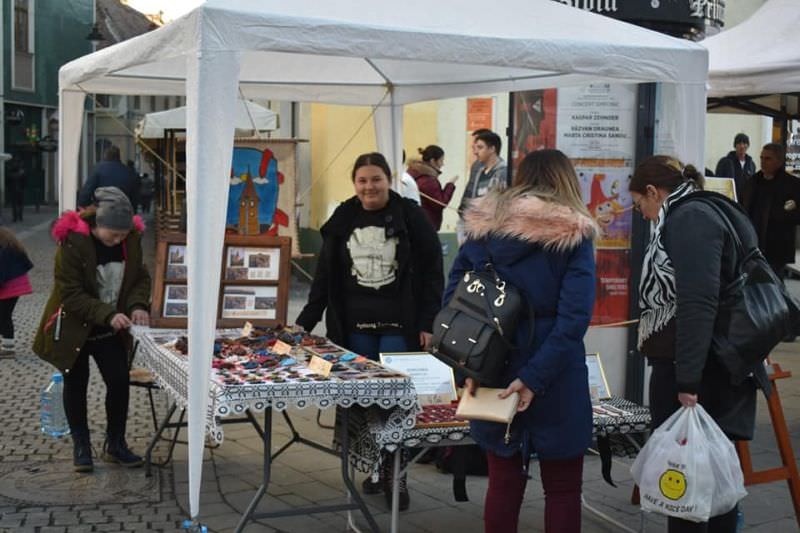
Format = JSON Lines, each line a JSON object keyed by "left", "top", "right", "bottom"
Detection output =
{"left": 137, "top": 99, "right": 278, "bottom": 138}
{"left": 58, "top": 0, "right": 708, "bottom": 521}
{"left": 704, "top": 0, "right": 800, "bottom": 98}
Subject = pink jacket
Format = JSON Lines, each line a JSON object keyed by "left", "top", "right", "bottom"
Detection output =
{"left": 0, "top": 273, "right": 32, "bottom": 300}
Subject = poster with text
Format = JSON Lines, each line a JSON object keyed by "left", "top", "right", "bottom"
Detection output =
{"left": 511, "top": 89, "right": 557, "bottom": 172}
{"left": 592, "top": 249, "right": 630, "bottom": 326}
{"left": 576, "top": 159, "right": 633, "bottom": 249}
{"left": 556, "top": 84, "right": 637, "bottom": 160}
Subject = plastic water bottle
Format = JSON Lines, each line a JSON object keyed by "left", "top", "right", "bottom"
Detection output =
{"left": 40, "top": 373, "right": 70, "bottom": 438}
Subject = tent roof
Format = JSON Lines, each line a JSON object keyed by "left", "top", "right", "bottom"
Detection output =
{"left": 137, "top": 99, "right": 277, "bottom": 138}
{"left": 704, "top": 0, "right": 800, "bottom": 97}
{"left": 60, "top": 0, "right": 707, "bottom": 106}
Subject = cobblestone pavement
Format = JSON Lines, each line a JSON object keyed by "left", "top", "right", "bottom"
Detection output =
{"left": 2, "top": 208, "right": 800, "bottom": 532}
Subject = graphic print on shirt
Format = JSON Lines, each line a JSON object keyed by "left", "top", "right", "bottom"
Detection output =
{"left": 347, "top": 226, "right": 398, "bottom": 289}
{"left": 96, "top": 262, "right": 124, "bottom": 306}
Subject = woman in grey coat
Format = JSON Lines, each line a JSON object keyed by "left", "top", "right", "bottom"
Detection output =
{"left": 630, "top": 155, "right": 769, "bottom": 533}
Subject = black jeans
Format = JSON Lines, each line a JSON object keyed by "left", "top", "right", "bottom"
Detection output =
{"left": 649, "top": 360, "right": 740, "bottom": 533}
{"left": 0, "top": 297, "right": 18, "bottom": 338}
{"left": 63, "top": 335, "right": 130, "bottom": 439}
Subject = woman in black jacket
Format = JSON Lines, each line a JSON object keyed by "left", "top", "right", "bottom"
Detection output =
{"left": 631, "top": 156, "right": 768, "bottom": 533}
{"left": 296, "top": 152, "right": 443, "bottom": 510}
{"left": 296, "top": 152, "right": 443, "bottom": 355}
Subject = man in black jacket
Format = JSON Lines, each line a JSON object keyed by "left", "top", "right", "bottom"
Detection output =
{"left": 741, "top": 143, "right": 800, "bottom": 277}
{"left": 78, "top": 146, "right": 139, "bottom": 207}
{"left": 715, "top": 133, "right": 756, "bottom": 201}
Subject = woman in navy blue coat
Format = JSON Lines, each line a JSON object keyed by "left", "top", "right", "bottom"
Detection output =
{"left": 445, "top": 149, "right": 597, "bottom": 533}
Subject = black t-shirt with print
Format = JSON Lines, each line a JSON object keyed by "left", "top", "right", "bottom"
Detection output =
{"left": 89, "top": 234, "right": 124, "bottom": 337}
{"left": 340, "top": 205, "right": 404, "bottom": 334}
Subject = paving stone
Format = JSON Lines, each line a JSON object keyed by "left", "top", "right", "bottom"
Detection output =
{"left": 38, "top": 527, "right": 67, "bottom": 533}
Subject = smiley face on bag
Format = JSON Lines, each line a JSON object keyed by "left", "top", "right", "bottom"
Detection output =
{"left": 659, "top": 469, "right": 687, "bottom": 500}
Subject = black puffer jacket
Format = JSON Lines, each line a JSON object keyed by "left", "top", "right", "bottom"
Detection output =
{"left": 296, "top": 191, "right": 443, "bottom": 349}
{"left": 714, "top": 151, "right": 755, "bottom": 200}
{"left": 661, "top": 191, "right": 769, "bottom": 440}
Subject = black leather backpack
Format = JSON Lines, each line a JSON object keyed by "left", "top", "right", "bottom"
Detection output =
{"left": 430, "top": 263, "right": 527, "bottom": 387}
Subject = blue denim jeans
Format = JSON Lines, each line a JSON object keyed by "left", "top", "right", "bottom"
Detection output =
{"left": 346, "top": 332, "right": 408, "bottom": 361}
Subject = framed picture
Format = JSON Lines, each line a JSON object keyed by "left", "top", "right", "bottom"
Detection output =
{"left": 586, "top": 353, "right": 612, "bottom": 402}
{"left": 379, "top": 352, "right": 457, "bottom": 406}
{"left": 150, "top": 233, "right": 291, "bottom": 328}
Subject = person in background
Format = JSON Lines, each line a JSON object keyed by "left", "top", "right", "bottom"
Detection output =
{"left": 406, "top": 145, "right": 458, "bottom": 230}
{"left": 399, "top": 150, "right": 421, "bottom": 205}
{"left": 138, "top": 173, "right": 155, "bottom": 214}
{"left": 33, "top": 187, "right": 151, "bottom": 473}
{"left": 78, "top": 147, "right": 140, "bottom": 208}
{"left": 457, "top": 129, "right": 507, "bottom": 244}
{"left": 295, "top": 152, "right": 443, "bottom": 511}
{"left": 714, "top": 133, "right": 756, "bottom": 200}
{"left": 740, "top": 142, "right": 800, "bottom": 278}
{"left": 5, "top": 154, "right": 26, "bottom": 223}
{"left": 631, "top": 156, "right": 766, "bottom": 533}
{"left": 450, "top": 149, "right": 597, "bottom": 533}
{"left": 0, "top": 227, "right": 33, "bottom": 356}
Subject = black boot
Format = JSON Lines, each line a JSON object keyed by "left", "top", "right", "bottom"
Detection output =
{"left": 102, "top": 435, "right": 143, "bottom": 467}
{"left": 72, "top": 432, "right": 93, "bottom": 473}
{"left": 363, "top": 449, "right": 392, "bottom": 494}
{"left": 382, "top": 450, "right": 410, "bottom": 511}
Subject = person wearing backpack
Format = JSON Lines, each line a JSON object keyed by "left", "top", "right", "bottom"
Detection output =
{"left": 447, "top": 149, "right": 598, "bottom": 533}
{"left": 631, "top": 155, "right": 769, "bottom": 533}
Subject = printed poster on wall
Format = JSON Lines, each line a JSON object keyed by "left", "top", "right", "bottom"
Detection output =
{"left": 575, "top": 159, "right": 633, "bottom": 249}
{"left": 465, "top": 97, "right": 494, "bottom": 171}
{"left": 592, "top": 249, "right": 630, "bottom": 326}
{"left": 556, "top": 83, "right": 637, "bottom": 160}
{"left": 511, "top": 89, "right": 557, "bottom": 172}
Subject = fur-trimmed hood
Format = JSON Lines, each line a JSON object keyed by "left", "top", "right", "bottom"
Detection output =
{"left": 406, "top": 159, "right": 440, "bottom": 179}
{"left": 51, "top": 209, "right": 145, "bottom": 243}
{"left": 463, "top": 192, "right": 597, "bottom": 252}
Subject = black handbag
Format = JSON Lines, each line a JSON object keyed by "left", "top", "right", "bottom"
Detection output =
{"left": 696, "top": 197, "right": 800, "bottom": 384}
{"left": 430, "top": 263, "right": 527, "bottom": 387}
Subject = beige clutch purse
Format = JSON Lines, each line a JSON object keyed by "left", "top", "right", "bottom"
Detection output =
{"left": 455, "top": 387, "right": 519, "bottom": 423}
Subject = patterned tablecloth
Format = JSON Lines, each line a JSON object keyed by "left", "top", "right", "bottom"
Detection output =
{"left": 346, "top": 396, "right": 651, "bottom": 465}
{"left": 130, "top": 327, "right": 420, "bottom": 449}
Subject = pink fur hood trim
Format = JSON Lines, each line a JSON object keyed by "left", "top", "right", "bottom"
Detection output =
{"left": 463, "top": 194, "right": 598, "bottom": 252}
{"left": 51, "top": 210, "right": 145, "bottom": 243}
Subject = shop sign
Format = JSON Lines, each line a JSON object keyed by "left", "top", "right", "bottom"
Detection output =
{"left": 553, "top": 0, "right": 725, "bottom": 30}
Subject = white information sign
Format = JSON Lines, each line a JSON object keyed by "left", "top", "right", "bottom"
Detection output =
{"left": 380, "top": 352, "right": 457, "bottom": 405}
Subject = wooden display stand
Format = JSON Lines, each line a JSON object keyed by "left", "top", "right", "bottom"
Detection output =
{"left": 735, "top": 361, "right": 800, "bottom": 528}
{"left": 149, "top": 232, "right": 291, "bottom": 329}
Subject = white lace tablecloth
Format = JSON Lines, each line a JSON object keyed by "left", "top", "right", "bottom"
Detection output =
{"left": 131, "top": 327, "right": 420, "bottom": 446}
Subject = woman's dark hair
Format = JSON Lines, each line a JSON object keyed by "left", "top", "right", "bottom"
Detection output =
{"left": 630, "top": 155, "right": 704, "bottom": 194}
{"left": 418, "top": 145, "right": 444, "bottom": 163}
{"left": 0, "top": 226, "right": 27, "bottom": 255}
{"left": 351, "top": 152, "right": 392, "bottom": 182}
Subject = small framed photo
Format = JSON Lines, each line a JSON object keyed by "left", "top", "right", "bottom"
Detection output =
{"left": 586, "top": 353, "right": 611, "bottom": 402}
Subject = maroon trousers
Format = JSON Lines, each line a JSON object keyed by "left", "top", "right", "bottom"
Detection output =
{"left": 484, "top": 452, "right": 583, "bottom": 533}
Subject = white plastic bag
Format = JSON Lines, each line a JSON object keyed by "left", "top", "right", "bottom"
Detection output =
{"left": 632, "top": 406, "right": 713, "bottom": 522}
{"left": 695, "top": 404, "right": 748, "bottom": 516}
{"left": 631, "top": 405, "right": 747, "bottom": 522}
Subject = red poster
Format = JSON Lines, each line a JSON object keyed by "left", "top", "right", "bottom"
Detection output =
{"left": 511, "top": 89, "right": 557, "bottom": 172}
{"left": 592, "top": 249, "right": 630, "bottom": 326}
{"left": 466, "top": 98, "right": 494, "bottom": 131}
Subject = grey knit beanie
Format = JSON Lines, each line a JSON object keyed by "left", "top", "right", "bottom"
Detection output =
{"left": 95, "top": 187, "right": 133, "bottom": 230}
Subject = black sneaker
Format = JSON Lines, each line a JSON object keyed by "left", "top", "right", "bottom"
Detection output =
{"left": 362, "top": 474, "right": 382, "bottom": 495}
{"left": 72, "top": 434, "right": 94, "bottom": 473}
{"left": 102, "top": 437, "right": 143, "bottom": 467}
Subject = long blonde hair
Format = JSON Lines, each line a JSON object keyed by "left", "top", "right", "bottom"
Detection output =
{"left": 492, "top": 149, "right": 591, "bottom": 220}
